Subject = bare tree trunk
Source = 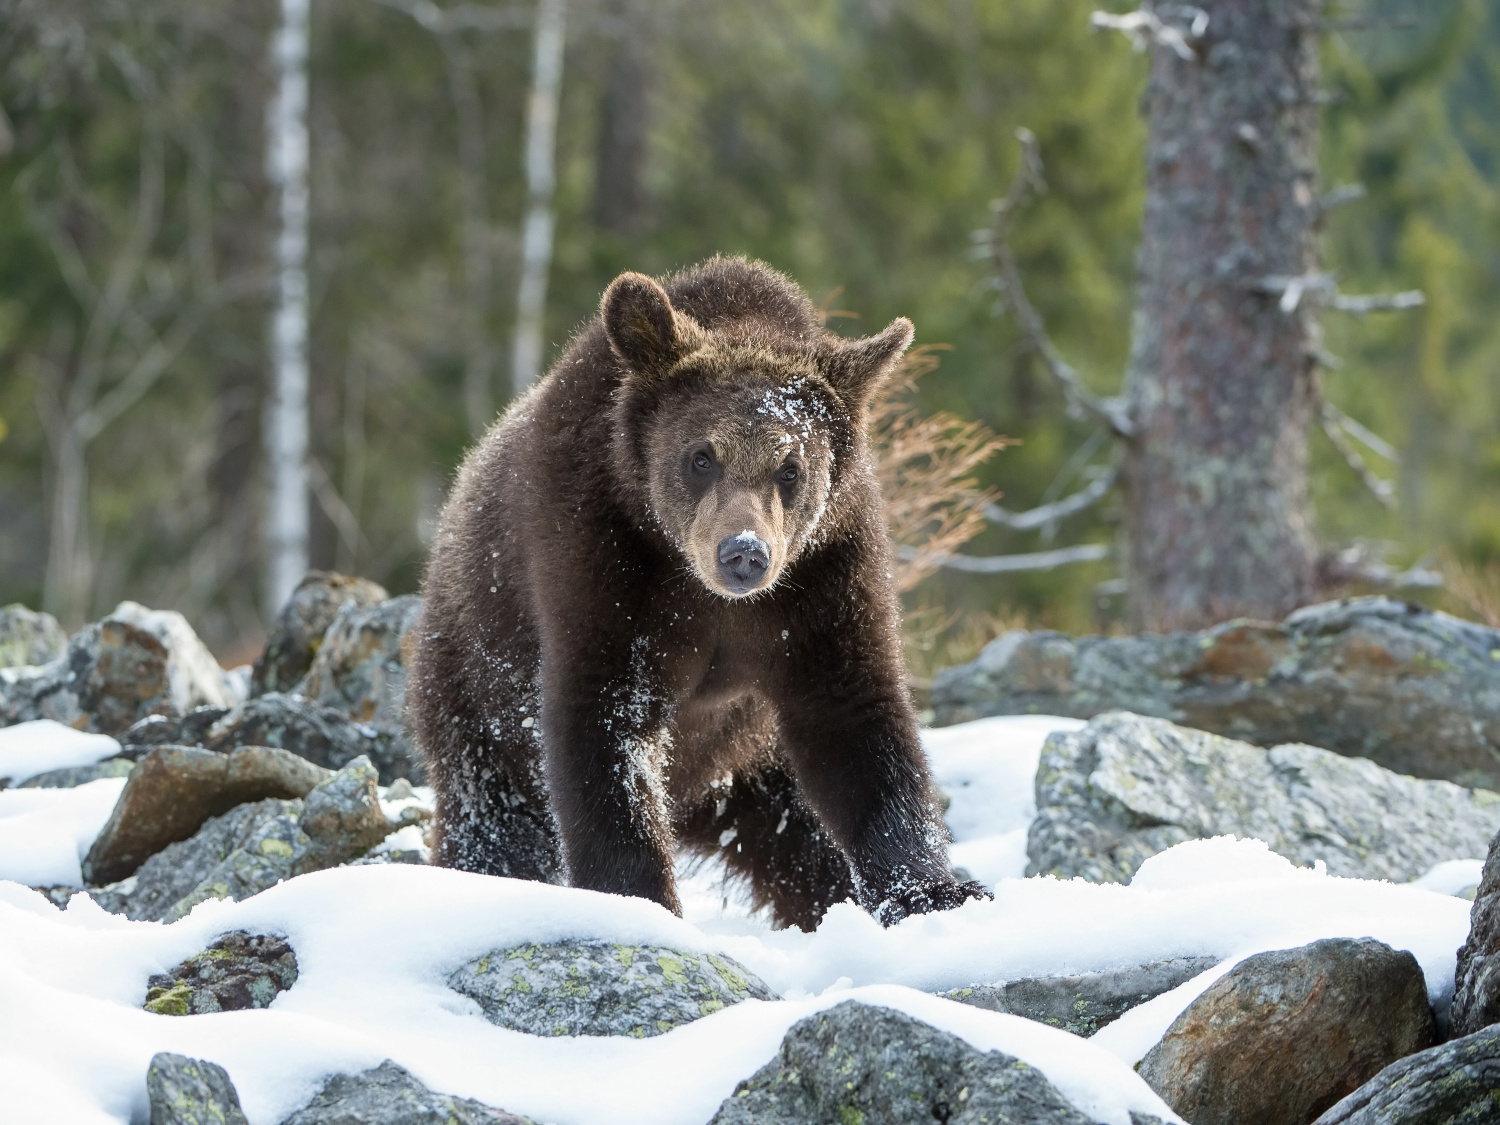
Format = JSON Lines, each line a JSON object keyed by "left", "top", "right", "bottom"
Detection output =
{"left": 1121, "top": 0, "right": 1321, "bottom": 631}
{"left": 510, "top": 0, "right": 567, "bottom": 395}
{"left": 593, "top": 0, "right": 652, "bottom": 236}
{"left": 265, "top": 0, "right": 312, "bottom": 617}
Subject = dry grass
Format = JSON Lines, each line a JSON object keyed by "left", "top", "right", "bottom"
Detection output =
{"left": 1440, "top": 552, "right": 1500, "bottom": 628}
{"left": 870, "top": 344, "right": 1010, "bottom": 594}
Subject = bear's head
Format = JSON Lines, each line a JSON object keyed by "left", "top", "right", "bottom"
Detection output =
{"left": 603, "top": 270, "right": 912, "bottom": 599}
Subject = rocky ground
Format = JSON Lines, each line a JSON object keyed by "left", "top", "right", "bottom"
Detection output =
{"left": 4, "top": 579, "right": 1500, "bottom": 1124}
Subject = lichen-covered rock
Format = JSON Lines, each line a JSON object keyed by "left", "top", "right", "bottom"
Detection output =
{"left": 251, "top": 571, "right": 389, "bottom": 697}
{"left": 1027, "top": 712, "right": 1500, "bottom": 884}
{"left": 197, "top": 693, "right": 419, "bottom": 785}
{"left": 118, "top": 707, "right": 231, "bottom": 752}
{"left": 297, "top": 595, "right": 419, "bottom": 727}
{"left": 16, "top": 757, "right": 135, "bottom": 788}
{"left": 1311, "top": 1024, "right": 1500, "bottom": 1125}
{"left": 144, "top": 931, "right": 298, "bottom": 1015}
{"left": 710, "top": 1000, "right": 1155, "bottom": 1125}
{"left": 281, "top": 1061, "right": 533, "bottom": 1125}
{"left": 448, "top": 940, "right": 777, "bottom": 1038}
{"left": 1, "top": 605, "right": 237, "bottom": 735}
{"left": 94, "top": 757, "right": 393, "bottom": 921}
{"left": 82, "top": 744, "right": 332, "bottom": 886}
{"left": 933, "top": 597, "right": 1500, "bottom": 788}
{"left": 1450, "top": 828, "right": 1500, "bottom": 1037}
{"left": 0, "top": 604, "right": 66, "bottom": 669}
{"left": 939, "top": 957, "right": 1220, "bottom": 1036}
{"left": 146, "top": 1052, "right": 248, "bottom": 1125}
{"left": 1139, "top": 938, "right": 1436, "bottom": 1125}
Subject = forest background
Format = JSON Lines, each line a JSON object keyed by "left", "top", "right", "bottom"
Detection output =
{"left": 0, "top": 0, "right": 1496, "bottom": 676}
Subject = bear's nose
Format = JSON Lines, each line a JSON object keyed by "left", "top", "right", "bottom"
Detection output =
{"left": 717, "top": 533, "right": 770, "bottom": 591}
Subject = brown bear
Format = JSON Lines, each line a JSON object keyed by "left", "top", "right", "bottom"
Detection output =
{"left": 407, "top": 256, "right": 987, "bottom": 930}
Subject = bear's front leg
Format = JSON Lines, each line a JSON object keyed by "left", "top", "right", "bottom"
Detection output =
{"left": 771, "top": 621, "right": 989, "bottom": 926}
{"left": 538, "top": 636, "right": 681, "bottom": 914}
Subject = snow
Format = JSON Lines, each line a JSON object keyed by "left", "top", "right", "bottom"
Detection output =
{"left": 0, "top": 720, "right": 121, "bottom": 786}
{"left": 0, "top": 715, "right": 1484, "bottom": 1124}
{"left": 0, "top": 777, "right": 127, "bottom": 887}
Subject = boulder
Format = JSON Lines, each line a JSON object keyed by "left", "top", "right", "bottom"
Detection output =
{"left": 16, "top": 757, "right": 135, "bottom": 788}
{"left": 1138, "top": 938, "right": 1435, "bottom": 1125}
{"left": 146, "top": 1052, "right": 248, "bottom": 1125}
{"left": 933, "top": 597, "right": 1500, "bottom": 788}
{"left": 251, "top": 571, "right": 388, "bottom": 697}
{"left": 1, "top": 606, "right": 236, "bottom": 736}
{"left": 1311, "top": 1024, "right": 1500, "bottom": 1125}
{"left": 0, "top": 604, "right": 66, "bottom": 669}
{"left": 709, "top": 1000, "right": 1159, "bottom": 1125}
{"left": 118, "top": 707, "right": 231, "bottom": 752}
{"left": 82, "top": 744, "right": 332, "bottom": 886}
{"left": 297, "top": 595, "right": 420, "bottom": 727}
{"left": 94, "top": 757, "right": 393, "bottom": 921}
{"left": 1027, "top": 712, "right": 1500, "bottom": 884}
{"left": 199, "top": 693, "right": 419, "bottom": 785}
{"left": 144, "top": 931, "right": 298, "bottom": 1015}
{"left": 281, "top": 1061, "right": 533, "bottom": 1125}
{"left": 939, "top": 956, "right": 1220, "bottom": 1036}
{"left": 448, "top": 940, "right": 777, "bottom": 1038}
{"left": 1450, "top": 828, "right": 1500, "bottom": 1037}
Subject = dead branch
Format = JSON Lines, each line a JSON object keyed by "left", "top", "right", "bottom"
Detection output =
{"left": 983, "top": 461, "right": 1119, "bottom": 531}
{"left": 983, "top": 129, "right": 1134, "bottom": 439}
{"left": 1318, "top": 544, "right": 1441, "bottom": 591}
{"left": 1324, "top": 402, "right": 1399, "bottom": 464}
{"left": 900, "top": 543, "right": 1111, "bottom": 574}
{"left": 370, "top": 0, "right": 531, "bottom": 32}
{"left": 1319, "top": 401, "right": 1395, "bottom": 508}
{"left": 1253, "top": 272, "right": 1425, "bottom": 315}
{"left": 1330, "top": 290, "right": 1425, "bottom": 314}
{"left": 1091, "top": 4, "right": 1208, "bottom": 61}
{"left": 1317, "top": 183, "right": 1366, "bottom": 214}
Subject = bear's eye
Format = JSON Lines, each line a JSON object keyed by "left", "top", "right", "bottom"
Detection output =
{"left": 777, "top": 464, "right": 799, "bottom": 486}
{"left": 691, "top": 449, "right": 714, "bottom": 472}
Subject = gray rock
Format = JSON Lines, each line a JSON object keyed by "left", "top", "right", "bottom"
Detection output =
{"left": 1450, "top": 828, "right": 1500, "bottom": 1037}
{"left": 118, "top": 707, "right": 232, "bottom": 753}
{"left": 95, "top": 757, "right": 392, "bottom": 921}
{"left": 0, "top": 604, "right": 66, "bottom": 668}
{"left": 251, "top": 571, "right": 388, "bottom": 698}
{"left": 939, "top": 956, "right": 1220, "bottom": 1036}
{"left": 17, "top": 757, "right": 136, "bottom": 788}
{"left": 198, "top": 693, "right": 420, "bottom": 785}
{"left": 709, "top": 1000, "right": 1156, "bottom": 1125}
{"left": 1, "top": 606, "right": 235, "bottom": 735}
{"left": 449, "top": 940, "right": 777, "bottom": 1038}
{"left": 82, "top": 744, "right": 332, "bottom": 886}
{"left": 1027, "top": 712, "right": 1500, "bottom": 884}
{"left": 146, "top": 1052, "right": 248, "bottom": 1125}
{"left": 1311, "top": 1024, "right": 1500, "bottom": 1125}
{"left": 280, "top": 1060, "right": 533, "bottom": 1125}
{"left": 144, "top": 931, "right": 298, "bottom": 1015}
{"left": 1139, "top": 938, "right": 1436, "bottom": 1125}
{"left": 933, "top": 597, "right": 1500, "bottom": 788}
{"left": 297, "top": 595, "right": 419, "bottom": 727}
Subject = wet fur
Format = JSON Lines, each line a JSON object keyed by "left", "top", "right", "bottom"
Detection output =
{"left": 408, "top": 256, "right": 982, "bottom": 930}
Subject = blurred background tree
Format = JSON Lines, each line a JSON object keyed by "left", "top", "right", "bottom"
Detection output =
{"left": 0, "top": 0, "right": 1494, "bottom": 670}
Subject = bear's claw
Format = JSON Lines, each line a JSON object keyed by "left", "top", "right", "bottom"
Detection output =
{"left": 873, "top": 878, "right": 992, "bottom": 927}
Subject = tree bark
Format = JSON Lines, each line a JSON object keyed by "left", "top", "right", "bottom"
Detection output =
{"left": 1122, "top": 0, "right": 1322, "bottom": 631}
{"left": 593, "top": 0, "right": 652, "bottom": 236}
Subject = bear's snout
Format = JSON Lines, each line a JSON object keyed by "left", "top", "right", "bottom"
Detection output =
{"left": 716, "top": 532, "right": 771, "bottom": 594}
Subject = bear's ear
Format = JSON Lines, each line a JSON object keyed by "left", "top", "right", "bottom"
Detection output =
{"left": 821, "top": 317, "right": 915, "bottom": 410}
{"left": 602, "top": 272, "right": 705, "bottom": 378}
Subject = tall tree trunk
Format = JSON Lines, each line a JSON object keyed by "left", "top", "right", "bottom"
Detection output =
{"left": 264, "top": 0, "right": 311, "bottom": 618}
{"left": 1122, "top": 0, "right": 1321, "bottom": 631}
{"left": 511, "top": 0, "right": 567, "bottom": 395}
{"left": 593, "top": 0, "right": 652, "bottom": 236}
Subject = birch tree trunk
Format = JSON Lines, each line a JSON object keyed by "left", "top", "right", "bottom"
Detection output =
{"left": 510, "top": 0, "right": 567, "bottom": 396}
{"left": 1121, "top": 0, "right": 1321, "bottom": 631}
{"left": 264, "top": 0, "right": 312, "bottom": 618}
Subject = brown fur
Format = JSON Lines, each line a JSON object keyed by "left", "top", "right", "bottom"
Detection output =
{"left": 407, "top": 256, "right": 986, "bottom": 930}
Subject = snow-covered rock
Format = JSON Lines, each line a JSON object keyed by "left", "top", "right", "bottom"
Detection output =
{"left": 0, "top": 719, "right": 121, "bottom": 788}
{"left": 1138, "top": 938, "right": 1434, "bottom": 1125}
{"left": 1027, "top": 712, "right": 1500, "bottom": 884}
{"left": 147, "top": 1053, "right": 248, "bottom": 1125}
{"left": 144, "top": 931, "right": 299, "bottom": 1016}
{"left": 283, "top": 1060, "right": 533, "bottom": 1125}
{"left": 449, "top": 941, "right": 777, "bottom": 1038}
